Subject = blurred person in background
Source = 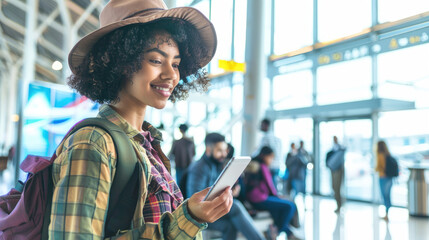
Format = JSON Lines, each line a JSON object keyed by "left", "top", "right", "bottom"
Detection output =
{"left": 285, "top": 143, "right": 298, "bottom": 196}
{"left": 326, "top": 136, "right": 346, "bottom": 213}
{"left": 298, "top": 141, "right": 311, "bottom": 165}
{"left": 255, "top": 119, "right": 283, "bottom": 190}
{"left": 375, "top": 140, "right": 395, "bottom": 221}
{"left": 187, "top": 133, "right": 265, "bottom": 240}
{"left": 169, "top": 123, "right": 195, "bottom": 183}
{"left": 286, "top": 143, "right": 308, "bottom": 200}
{"left": 298, "top": 141, "right": 311, "bottom": 195}
{"left": 246, "top": 146, "right": 301, "bottom": 240}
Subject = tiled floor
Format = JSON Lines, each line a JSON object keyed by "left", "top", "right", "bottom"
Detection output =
{"left": 224, "top": 195, "right": 429, "bottom": 240}
{"left": 260, "top": 195, "right": 429, "bottom": 240}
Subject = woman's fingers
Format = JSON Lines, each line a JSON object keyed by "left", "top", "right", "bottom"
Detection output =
{"left": 211, "top": 195, "right": 233, "bottom": 218}
{"left": 187, "top": 187, "right": 233, "bottom": 223}
{"left": 208, "top": 187, "right": 232, "bottom": 207}
{"left": 205, "top": 188, "right": 233, "bottom": 222}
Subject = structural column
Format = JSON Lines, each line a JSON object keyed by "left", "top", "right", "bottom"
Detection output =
{"left": 241, "top": 0, "right": 269, "bottom": 155}
{"left": 4, "top": 64, "right": 19, "bottom": 151}
{"left": 312, "top": 0, "right": 320, "bottom": 195}
{"left": 56, "top": 0, "right": 72, "bottom": 82}
{"left": 313, "top": 119, "right": 321, "bottom": 194}
{"left": 15, "top": 0, "right": 39, "bottom": 184}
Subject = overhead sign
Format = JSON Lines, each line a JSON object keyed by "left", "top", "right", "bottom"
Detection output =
{"left": 218, "top": 60, "right": 246, "bottom": 73}
{"left": 317, "top": 29, "right": 429, "bottom": 66}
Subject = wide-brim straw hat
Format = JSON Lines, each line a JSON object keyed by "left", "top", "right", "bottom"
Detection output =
{"left": 68, "top": 0, "right": 217, "bottom": 74}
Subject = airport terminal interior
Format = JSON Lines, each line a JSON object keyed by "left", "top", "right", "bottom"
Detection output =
{"left": 1, "top": 0, "right": 429, "bottom": 239}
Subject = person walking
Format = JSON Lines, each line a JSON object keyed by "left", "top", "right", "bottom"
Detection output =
{"left": 297, "top": 141, "right": 311, "bottom": 196}
{"left": 48, "top": 1, "right": 233, "bottom": 239}
{"left": 326, "top": 136, "right": 346, "bottom": 213}
{"left": 169, "top": 123, "right": 195, "bottom": 183}
{"left": 286, "top": 143, "right": 308, "bottom": 199}
{"left": 375, "top": 140, "right": 395, "bottom": 221}
{"left": 298, "top": 141, "right": 311, "bottom": 165}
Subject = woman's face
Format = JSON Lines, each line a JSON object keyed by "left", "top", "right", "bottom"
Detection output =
{"left": 263, "top": 153, "right": 275, "bottom": 166}
{"left": 123, "top": 31, "right": 181, "bottom": 109}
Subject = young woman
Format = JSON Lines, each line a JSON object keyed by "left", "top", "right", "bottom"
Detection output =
{"left": 246, "top": 146, "right": 300, "bottom": 240}
{"left": 375, "top": 140, "right": 394, "bottom": 221}
{"left": 49, "top": 0, "right": 233, "bottom": 239}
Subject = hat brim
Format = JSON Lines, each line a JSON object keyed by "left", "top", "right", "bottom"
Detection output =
{"left": 68, "top": 7, "right": 216, "bottom": 74}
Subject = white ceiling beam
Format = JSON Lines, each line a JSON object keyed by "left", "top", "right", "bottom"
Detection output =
{"left": 0, "top": 23, "right": 13, "bottom": 66}
{"left": 38, "top": 12, "right": 63, "bottom": 33}
{"left": 5, "top": 0, "right": 64, "bottom": 33}
{"left": 96, "top": 3, "right": 103, "bottom": 15}
{"left": 56, "top": 0, "right": 72, "bottom": 28}
{"left": 37, "top": 37, "right": 64, "bottom": 58}
{"left": 21, "top": 0, "right": 39, "bottom": 84}
{"left": 0, "top": 60, "right": 8, "bottom": 73}
{"left": 3, "top": 0, "right": 26, "bottom": 10}
{"left": 0, "top": 8, "right": 25, "bottom": 34}
{"left": 56, "top": 0, "right": 73, "bottom": 82}
{"left": 3, "top": 35, "right": 51, "bottom": 65}
{"left": 66, "top": 1, "right": 99, "bottom": 26}
{"left": 3, "top": 34, "right": 59, "bottom": 82}
{"left": 0, "top": 10, "right": 65, "bottom": 58}
{"left": 73, "top": 0, "right": 101, "bottom": 32}
{"left": 0, "top": 50, "right": 17, "bottom": 62}
{"left": 35, "top": 8, "right": 61, "bottom": 38}
{"left": 0, "top": 50, "right": 13, "bottom": 64}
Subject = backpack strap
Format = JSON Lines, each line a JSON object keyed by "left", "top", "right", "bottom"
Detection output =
{"left": 42, "top": 117, "right": 139, "bottom": 239}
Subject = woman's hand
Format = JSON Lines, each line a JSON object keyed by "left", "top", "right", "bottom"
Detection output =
{"left": 187, "top": 187, "right": 233, "bottom": 223}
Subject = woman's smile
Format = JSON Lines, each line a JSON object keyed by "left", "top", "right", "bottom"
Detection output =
{"left": 150, "top": 83, "right": 173, "bottom": 98}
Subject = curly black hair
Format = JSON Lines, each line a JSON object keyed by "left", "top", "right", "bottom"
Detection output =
{"left": 68, "top": 18, "right": 211, "bottom": 104}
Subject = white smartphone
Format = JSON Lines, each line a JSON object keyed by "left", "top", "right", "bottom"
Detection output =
{"left": 204, "top": 156, "right": 251, "bottom": 201}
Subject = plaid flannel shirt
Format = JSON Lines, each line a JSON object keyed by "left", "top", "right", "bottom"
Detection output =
{"left": 49, "top": 104, "right": 206, "bottom": 240}
{"left": 140, "top": 130, "right": 183, "bottom": 223}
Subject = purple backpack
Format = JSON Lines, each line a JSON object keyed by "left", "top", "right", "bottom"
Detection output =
{"left": 0, "top": 155, "right": 53, "bottom": 240}
{"left": 0, "top": 118, "right": 139, "bottom": 240}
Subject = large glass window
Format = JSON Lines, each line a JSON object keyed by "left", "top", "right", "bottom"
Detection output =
{"left": 232, "top": 79, "right": 244, "bottom": 114}
{"left": 318, "top": 0, "right": 371, "bottom": 42}
{"left": 210, "top": 0, "right": 234, "bottom": 74}
{"left": 272, "top": 70, "right": 313, "bottom": 110}
{"left": 273, "top": 0, "right": 313, "bottom": 55}
{"left": 207, "top": 87, "right": 232, "bottom": 132}
{"left": 378, "top": 0, "right": 429, "bottom": 24}
{"left": 378, "top": 43, "right": 429, "bottom": 108}
{"left": 233, "top": 0, "right": 247, "bottom": 62}
{"left": 317, "top": 57, "right": 372, "bottom": 105}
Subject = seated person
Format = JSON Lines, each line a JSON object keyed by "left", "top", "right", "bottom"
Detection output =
{"left": 187, "top": 133, "right": 265, "bottom": 240}
{"left": 246, "top": 146, "right": 301, "bottom": 240}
